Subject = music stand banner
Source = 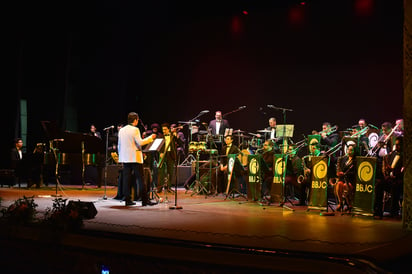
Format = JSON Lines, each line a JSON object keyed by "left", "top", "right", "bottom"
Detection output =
{"left": 225, "top": 154, "right": 237, "bottom": 194}
{"left": 248, "top": 154, "right": 262, "bottom": 201}
{"left": 308, "top": 156, "right": 328, "bottom": 210}
{"left": 352, "top": 156, "right": 376, "bottom": 216}
{"left": 271, "top": 154, "right": 287, "bottom": 203}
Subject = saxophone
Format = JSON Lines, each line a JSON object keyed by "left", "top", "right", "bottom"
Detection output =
{"left": 297, "top": 155, "right": 311, "bottom": 184}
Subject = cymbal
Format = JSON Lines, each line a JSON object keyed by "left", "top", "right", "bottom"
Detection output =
{"left": 198, "top": 130, "right": 208, "bottom": 135}
{"left": 257, "top": 129, "right": 271, "bottom": 133}
{"left": 233, "top": 129, "right": 245, "bottom": 133}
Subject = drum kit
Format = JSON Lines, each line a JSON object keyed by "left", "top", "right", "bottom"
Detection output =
{"left": 187, "top": 128, "right": 275, "bottom": 156}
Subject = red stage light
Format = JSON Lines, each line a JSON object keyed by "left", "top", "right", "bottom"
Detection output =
{"left": 242, "top": 10, "right": 248, "bottom": 15}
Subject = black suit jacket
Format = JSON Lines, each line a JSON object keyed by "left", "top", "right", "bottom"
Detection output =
{"left": 209, "top": 119, "right": 230, "bottom": 135}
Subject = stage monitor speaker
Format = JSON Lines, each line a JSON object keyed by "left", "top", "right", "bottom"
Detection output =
{"left": 176, "top": 166, "right": 193, "bottom": 186}
{"left": 67, "top": 200, "right": 98, "bottom": 219}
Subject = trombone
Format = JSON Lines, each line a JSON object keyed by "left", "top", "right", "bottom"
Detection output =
{"left": 314, "top": 125, "right": 338, "bottom": 136}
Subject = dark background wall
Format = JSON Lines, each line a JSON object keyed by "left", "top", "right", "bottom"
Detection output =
{"left": 1, "top": 0, "right": 403, "bottom": 168}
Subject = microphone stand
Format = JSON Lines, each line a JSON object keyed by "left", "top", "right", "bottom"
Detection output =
{"left": 169, "top": 140, "right": 182, "bottom": 210}
{"left": 102, "top": 127, "right": 111, "bottom": 200}
{"left": 222, "top": 106, "right": 246, "bottom": 118}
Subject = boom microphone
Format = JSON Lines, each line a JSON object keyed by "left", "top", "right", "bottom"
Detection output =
{"left": 200, "top": 110, "right": 209, "bottom": 114}
{"left": 103, "top": 125, "right": 114, "bottom": 131}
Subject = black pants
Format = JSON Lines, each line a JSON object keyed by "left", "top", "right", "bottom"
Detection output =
{"left": 122, "top": 163, "right": 147, "bottom": 203}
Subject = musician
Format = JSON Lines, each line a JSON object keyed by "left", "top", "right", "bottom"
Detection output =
{"left": 332, "top": 144, "right": 357, "bottom": 212}
{"left": 351, "top": 125, "right": 370, "bottom": 156}
{"left": 157, "top": 123, "right": 182, "bottom": 193}
{"left": 88, "top": 124, "right": 102, "bottom": 139}
{"left": 28, "top": 143, "right": 45, "bottom": 188}
{"left": 171, "top": 123, "right": 186, "bottom": 164}
{"left": 118, "top": 112, "right": 157, "bottom": 206}
{"left": 208, "top": 111, "right": 230, "bottom": 136}
{"left": 257, "top": 140, "right": 276, "bottom": 197}
{"left": 285, "top": 144, "right": 304, "bottom": 202}
{"left": 318, "top": 122, "right": 340, "bottom": 179}
{"left": 379, "top": 136, "right": 404, "bottom": 218}
{"left": 375, "top": 122, "right": 395, "bottom": 158}
{"left": 262, "top": 117, "right": 277, "bottom": 140}
{"left": 298, "top": 138, "right": 322, "bottom": 206}
{"left": 218, "top": 135, "right": 246, "bottom": 194}
{"left": 10, "top": 138, "right": 26, "bottom": 187}
{"left": 394, "top": 118, "right": 404, "bottom": 138}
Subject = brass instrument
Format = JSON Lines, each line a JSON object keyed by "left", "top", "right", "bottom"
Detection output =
{"left": 314, "top": 125, "right": 338, "bottom": 136}
{"left": 367, "top": 123, "right": 401, "bottom": 157}
{"left": 350, "top": 126, "right": 369, "bottom": 138}
{"left": 297, "top": 155, "right": 311, "bottom": 184}
{"left": 324, "top": 141, "right": 342, "bottom": 156}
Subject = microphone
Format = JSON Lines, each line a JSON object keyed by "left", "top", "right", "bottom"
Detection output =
{"left": 267, "top": 105, "right": 275, "bottom": 108}
{"left": 238, "top": 106, "right": 246, "bottom": 110}
{"left": 200, "top": 110, "right": 209, "bottom": 114}
{"left": 103, "top": 125, "right": 114, "bottom": 131}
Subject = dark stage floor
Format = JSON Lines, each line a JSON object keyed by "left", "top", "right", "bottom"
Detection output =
{"left": 0, "top": 184, "right": 411, "bottom": 273}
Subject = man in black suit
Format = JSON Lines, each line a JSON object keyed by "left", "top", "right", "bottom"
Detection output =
{"left": 208, "top": 111, "right": 230, "bottom": 136}
{"left": 10, "top": 138, "right": 25, "bottom": 187}
{"left": 218, "top": 135, "right": 246, "bottom": 195}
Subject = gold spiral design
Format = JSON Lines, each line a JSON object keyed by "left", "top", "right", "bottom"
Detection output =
{"left": 249, "top": 158, "right": 258, "bottom": 175}
{"left": 358, "top": 161, "right": 373, "bottom": 182}
{"left": 275, "top": 158, "right": 285, "bottom": 175}
{"left": 313, "top": 160, "right": 327, "bottom": 179}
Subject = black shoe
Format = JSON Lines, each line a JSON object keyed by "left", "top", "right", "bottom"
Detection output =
{"left": 125, "top": 201, "right": 136, "bottom": 206}
{"left": 142, "top": 200, "right": 158, "bottom": 206}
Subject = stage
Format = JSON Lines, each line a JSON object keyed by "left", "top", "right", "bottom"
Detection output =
{"left": 0, "top": 184, "right": 411, "bottom": 273}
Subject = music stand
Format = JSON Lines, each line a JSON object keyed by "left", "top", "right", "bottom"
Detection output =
{"left": 143, "top": 138, "right": 165, "bottom": 202}
{"left": 276, "top": 124, "right": 295, "bottom": 210}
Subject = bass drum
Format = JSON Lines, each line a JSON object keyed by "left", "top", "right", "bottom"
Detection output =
{"left": 367, "top": 129, "right": 380, "bottom": 149}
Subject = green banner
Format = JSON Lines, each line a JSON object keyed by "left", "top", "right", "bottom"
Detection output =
{"left": 352, "top": 156, "right": 376, "bottom": 216}
{"left": 225, "top": 154, "right": 237, "bottom": 194}
{"left": 248, "top": 154, "right": 262, "bottom": 201}
{"left": 271, "top": 154, "right": 287, "bottom": 203}
{"left": 308, "top": 156, "right": 328, "bottom": 210}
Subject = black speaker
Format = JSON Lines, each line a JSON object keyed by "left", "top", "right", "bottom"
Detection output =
{"left": 176, "top": 166, "right": 193, "bottom": 186}
{"left": 67, "top": 200, "right": 98, "bottom": 219}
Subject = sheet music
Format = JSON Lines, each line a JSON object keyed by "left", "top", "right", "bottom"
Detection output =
{"left": 149, "top": 138, "right": 164, "bottom": 151}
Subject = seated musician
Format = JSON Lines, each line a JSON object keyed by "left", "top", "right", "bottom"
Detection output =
{"left": 318, "top": 122, "right": 340, "bottom": 179}
{"left": 299, "top": 138, "right": 321, "bottom": 206}
{"left": 218, "top": 135, "right": 246, "bottom": 195}
{"left": 331, "top": 144, "right": 357, "bottom": 212}
{"left": 285, "top": 144, "right": 304, "bottom": 202}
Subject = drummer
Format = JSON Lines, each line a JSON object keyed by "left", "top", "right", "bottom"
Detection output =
{"left": 256, "top": 117, "right": 282, "bottom": 149}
